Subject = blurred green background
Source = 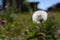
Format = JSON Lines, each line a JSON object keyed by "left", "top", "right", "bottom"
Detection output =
{"left": 0, "top": 0, "right": 60, "bottom": 40}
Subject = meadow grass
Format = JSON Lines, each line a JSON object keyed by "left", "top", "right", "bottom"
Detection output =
{"left": 0, "top": 11, "right": 60, "bottom": 40}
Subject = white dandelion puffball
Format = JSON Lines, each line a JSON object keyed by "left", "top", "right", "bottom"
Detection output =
{"left": 32, "top": 10, "right": 48, "bottom": 24}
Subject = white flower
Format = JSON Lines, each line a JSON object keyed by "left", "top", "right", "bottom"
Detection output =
{"left": 32, "top": 10, "right": 48, "bottom": 24}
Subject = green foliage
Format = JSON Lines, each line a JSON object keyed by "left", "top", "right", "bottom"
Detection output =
{"left": 0, "top": 7, "right": 60, "bottom": 40}
{"left": 22, "top": 0, "right": 30, "bottom": 12}
{"left": 0, "top": 1, "right": 60, "bottom": 40}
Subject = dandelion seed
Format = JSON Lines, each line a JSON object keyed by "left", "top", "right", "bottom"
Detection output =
{"left": 32, "top": 10, "right": 48, "bottom": 24}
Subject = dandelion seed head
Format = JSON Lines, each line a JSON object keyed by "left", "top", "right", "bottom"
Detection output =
{"left": 32, "top": 10, "right": 48, "bottom": 24}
